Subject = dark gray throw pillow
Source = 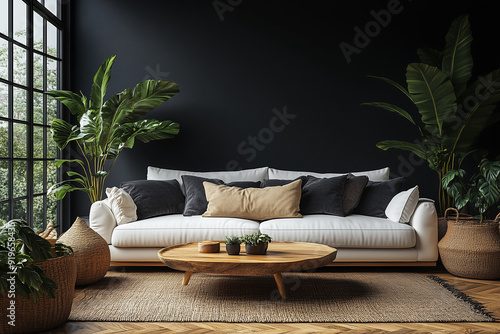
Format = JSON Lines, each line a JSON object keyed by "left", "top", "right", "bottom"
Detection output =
{"left": 353, "top": 177, "right": 405, "bottom": 218}
{"left": 342, "top": 174, "right": 369, "bottom": 215}
{"left": 182, "top": 175, "right": 261, "bottom": 216}
{"left": 120, "top": 179, "right": 185, "bottom": 220}
{"left": 261, "top": 176, "right": 307, "bottom": 187}
{"left": 300, "top": 175, "right": 347, "bottom": 216}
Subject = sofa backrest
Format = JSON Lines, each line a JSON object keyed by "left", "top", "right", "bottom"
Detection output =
{"left": 268, "top": 167, "right": 390, "bottom": 181}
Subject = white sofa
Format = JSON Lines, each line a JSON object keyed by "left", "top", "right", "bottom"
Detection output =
{"left": 89, "top": 166, "right": 438, "bottom": 266}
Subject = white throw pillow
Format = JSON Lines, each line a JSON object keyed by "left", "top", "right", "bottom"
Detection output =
{"left": 106, "top": 187, "right": 138, "bottom": 225}
{"left": 385, "top": 186, "right": 419, "bottom": 223}
{"left": 268, "top": 167, "right": 390, "bottom": 181}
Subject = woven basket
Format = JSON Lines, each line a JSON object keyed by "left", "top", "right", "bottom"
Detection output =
{"left": 438, "top": 208, "right": 500, "bottom": 279}
{"left": 58, "top": 217, "right": 110, "bottom": 285}
{"left": 0, "top": 253, "right": 76, "bottom": 334}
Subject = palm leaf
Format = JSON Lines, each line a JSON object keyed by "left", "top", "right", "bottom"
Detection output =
{"left": 45, "top": 90, "right": 87, "bottom": 121}
{"left": 406, "top": 63, "right": 457, "bottom": 136}
{"left": 442, "top": 15, "right": 473, "bottom": 97}
{"left": 367, "top": 75, "right": 412, "bottom": 100}
{"left": 376, "top": 140, "right": 427, "bottom": 160}
{"left": 116, "top": 119, "right": 180, "bottom": 149}
{"left": 51, "top": 119, "right": 84, "bottom": 149}
{"left": 445, "top": 69, "right": 500, "bottom": 154}
{"left": 361, "top": 102, "right": 416, "bottom": 125}
{"left": 417, "top": 48, "right": 443, "bottom": 68}
{"left": 89, "top": 55, "right": 116, "bottom": 112}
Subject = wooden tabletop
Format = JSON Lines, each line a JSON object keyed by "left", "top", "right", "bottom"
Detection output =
{"left": 158, "top": 241, "right": 337, "bottom": 276}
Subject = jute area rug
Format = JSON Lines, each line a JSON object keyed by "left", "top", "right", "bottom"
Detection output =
{"left": 69, "top": 271, "right": 495, "bottom": 323}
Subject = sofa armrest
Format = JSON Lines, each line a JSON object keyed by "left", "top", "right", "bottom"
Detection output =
{"left": 89, "top": 199, "right": 117, "bottom": 244}
{"left": 409, "top": 200, "right": 438, "bottom": 262}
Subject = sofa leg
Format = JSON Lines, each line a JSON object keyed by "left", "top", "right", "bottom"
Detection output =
{"left": 182, "top": 271, "right": 193, "bottom": 285}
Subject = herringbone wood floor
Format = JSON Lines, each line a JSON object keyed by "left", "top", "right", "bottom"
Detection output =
{"left": 41, "top": 267, "right": 500, "bottom": 334}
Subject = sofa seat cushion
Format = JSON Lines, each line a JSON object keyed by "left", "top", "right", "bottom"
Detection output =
{"left": 259, "top": 214, "right": 416, "bottom": 248}
{"left": 111, "top": 214, "right": 260, "bottom": 247}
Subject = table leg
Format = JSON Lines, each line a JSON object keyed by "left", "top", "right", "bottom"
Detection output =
{"left": 273, "top": 273, "right": 287, "bottom": 299}
{"left": 182, "top": 271, "right": 193, "bottom": 285}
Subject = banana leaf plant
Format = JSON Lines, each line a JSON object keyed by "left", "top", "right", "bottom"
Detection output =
{"left": 46, "top": 55, "right": 180, "bottom": 203}
{"left": 442, "top": 158, "right": 500, "bottom": 222}
{"left": 362, "top": 15, "right": 500, "bottom": 213}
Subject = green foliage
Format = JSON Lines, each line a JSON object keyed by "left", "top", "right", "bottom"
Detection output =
{"left": 442, "top": 158, "right": 500, "bottom": 221}
{"left": 46, "top": 55, "right": 180, "bottom": 203}
{"left": 224, "top": 235, "right": 242, "bottom": 245}
{"left": 362, "top": 15, "right": 500, "bottom": 213}
{"left": 0, "top": 219, "right": 73, "bottom": 302}
{"left": 241, "top": 233, "right": 272, "bottom": 246}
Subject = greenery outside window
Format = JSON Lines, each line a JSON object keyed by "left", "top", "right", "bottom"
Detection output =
{"left": 0, "top": 0, "right": 63, "bottom": 231}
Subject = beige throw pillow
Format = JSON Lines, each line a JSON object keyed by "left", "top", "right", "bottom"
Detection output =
{"left": 106, "top": 187, "right": 138, "bottom": 225}
{"left": 202, "top": 179, "right": 302, "bottom": 220}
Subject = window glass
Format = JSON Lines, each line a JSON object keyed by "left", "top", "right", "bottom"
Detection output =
{"left": 0, "top": 161, "right": 8, "bottom": 201}
{"left": 0, "top": 82, "right": 8, "bottom": 118}
{"left": 0, "top": 1, "right": 8, "bottom": 36}
{"left": 0, "top": 203, "right": 9, "bottom": 225}
{"left": 34, "top": 12, "right": 44, "bottom": 52}
{"left": 47, "top": 21, "right": 57, "bottom": 57}
{"left": 33, "top": 92, "right": 44, "bottom": 124}
{"left": 47, "top": 95, "right": 57, "bottom": 125}
{"left": 33, "top": 195, "right": 45, "bottom": 231}
{"left": 13, "top": 160, "right": 27, "bottom": 198}
{"left": 13, "top": 199, "right": 26, "bottom": 221}
{"left": 13, "top": 44, "right": 27, "bottom": 86}
{"left": 34, "top": 125, "right": 44, "bottom": 158}
{"left": 33, "top": 53, "right": 44, "bottom": 89}
{"left": 45, "top": 0, "right": 58, "bottom": 18}
{"left": 13, "top": 123, "right": 27, "bottom": 158}
{"left": 47, "top": 127, "right": 57, "bottom": 158}
{"left": 0, "top": 121, "right": 8, "bottom": 158}
{"left": 0, "top": 38, "right": 9, "bottom": 80}
{"left": 13, "top": 87, "right": 27, "bottom": 121}
{"left": 13, "top": 1, "right": 27, "bottom": 45}
{"left": 33, "top": 161, "right": 44, "bottom": 194}
{"left": 47, "top": 58, "right": 57, "bottom": 91}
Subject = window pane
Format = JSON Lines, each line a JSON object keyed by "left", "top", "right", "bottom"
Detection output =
{"left": 0, "top": 82, "right": 8, "bottom": 118}
{"left": 0, "top": 0, "right": 8, "bottom": 36}
{"left": 47, "top": 161, "right": 57, "bottom": 224}
{"left": 47, "top": 127, "right": 56, "bottom": 158}
{"left": 34, "top": 125, "right": 44, "bottom": 158}
{"left": 0, "top": 203, "right": 9, "bottom": 225}
{"left": 0, "top": 121, "right": 8, "bottom": 158}
{"left": 45, "top": 0, "right": 59, "bottom": 18}
{"left": 47, "top": 95, "right": 57, "bottom": 125}
{"left": 47, "top": 21, "right": 57, "bottom": 58}
{"left": 13, "top": 87, "right": 27, "bottom": 121}
{"left": 13, "top": 199, "right": 26, "bottom": 221}
{"left": 47, "top": 58, "right": 57, "bottom": 91}
{"left": 33, "top": 92, "right": 44, "bottom": 124}
{"left": 13, "top": 0, "right": 27, "bottom": 45}
{"left": 33, "top": 195, "right": 44, "bottom": 231}
{"left": 0, "top": 160, "right": 8, "bottom": 201}
{"left": 0, "top": 38, "right": 8, "bottom": 80}
{"left": 13, "top": 123, "right": 26, "bottom": 158}
{"left": 13, "top": 44, "right": 27, "bottom": 86}
{"left": 33, "top": 13, "right": 44, "bottom": 52}
{"left": 33, "top": 160, "right": 44, "bottom": 194}
{"left": 33, "top": 53, "right": 44, "bottom": 89}
{"left": 13, "top": 160, "right": 26, "bottom": 198}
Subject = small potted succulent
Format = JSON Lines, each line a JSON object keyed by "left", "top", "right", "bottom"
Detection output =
{"left": 224, "top": 236, "right": 242, "bottom": 255}
{"left": 241, "top": 233, "right": 272, "bottom": 255}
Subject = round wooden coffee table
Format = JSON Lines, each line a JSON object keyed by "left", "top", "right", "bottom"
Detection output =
{"left": 158, "top": 241, "right": 337, "bottom": 299}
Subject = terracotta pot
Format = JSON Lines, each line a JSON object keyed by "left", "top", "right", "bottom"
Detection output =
{"left": 225, "top": 244, "right": 241, "bottom": 255}
{"left": 245, "top": 242, "right": 268, "bottom": 255}
{"left": 438, "top": 208, "right": 500, "bottom": 279}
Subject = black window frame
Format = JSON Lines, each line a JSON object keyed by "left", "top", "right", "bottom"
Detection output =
{"left": 0, "top": 0, "right": 64, "bottom": 232}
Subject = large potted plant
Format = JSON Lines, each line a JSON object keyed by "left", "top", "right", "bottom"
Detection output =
{"left": 362, "top": 15, "right": 500, "bottom": 215}
{"left": 439, "top": 158, "right": 500, "bottom": 279}
{"left": 0, "top": 220, "right": 76, "bottom": 333}
{"left": 46, "top": 55, "right": 180, "bottom": 203}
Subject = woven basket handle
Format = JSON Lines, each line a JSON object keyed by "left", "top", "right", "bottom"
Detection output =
{"left": 494, "top": 212, "right": 500, "bottom": 222}
{"left": 444, "top": 207, "right": 459, "bottom": 222}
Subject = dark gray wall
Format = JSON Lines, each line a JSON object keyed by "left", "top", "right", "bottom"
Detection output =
{"left": 66, "top": 0, "right": 500, "bottom": 222}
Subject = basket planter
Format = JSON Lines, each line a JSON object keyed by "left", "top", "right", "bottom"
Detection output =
{"left": 245, "top": 242, "right": 268, "bottom": 255}
{"left": 0, "top": 253, "right": 77, "bottom": 334}
{"left": 438, "top": 208, "right": 500, "bottom": 279}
